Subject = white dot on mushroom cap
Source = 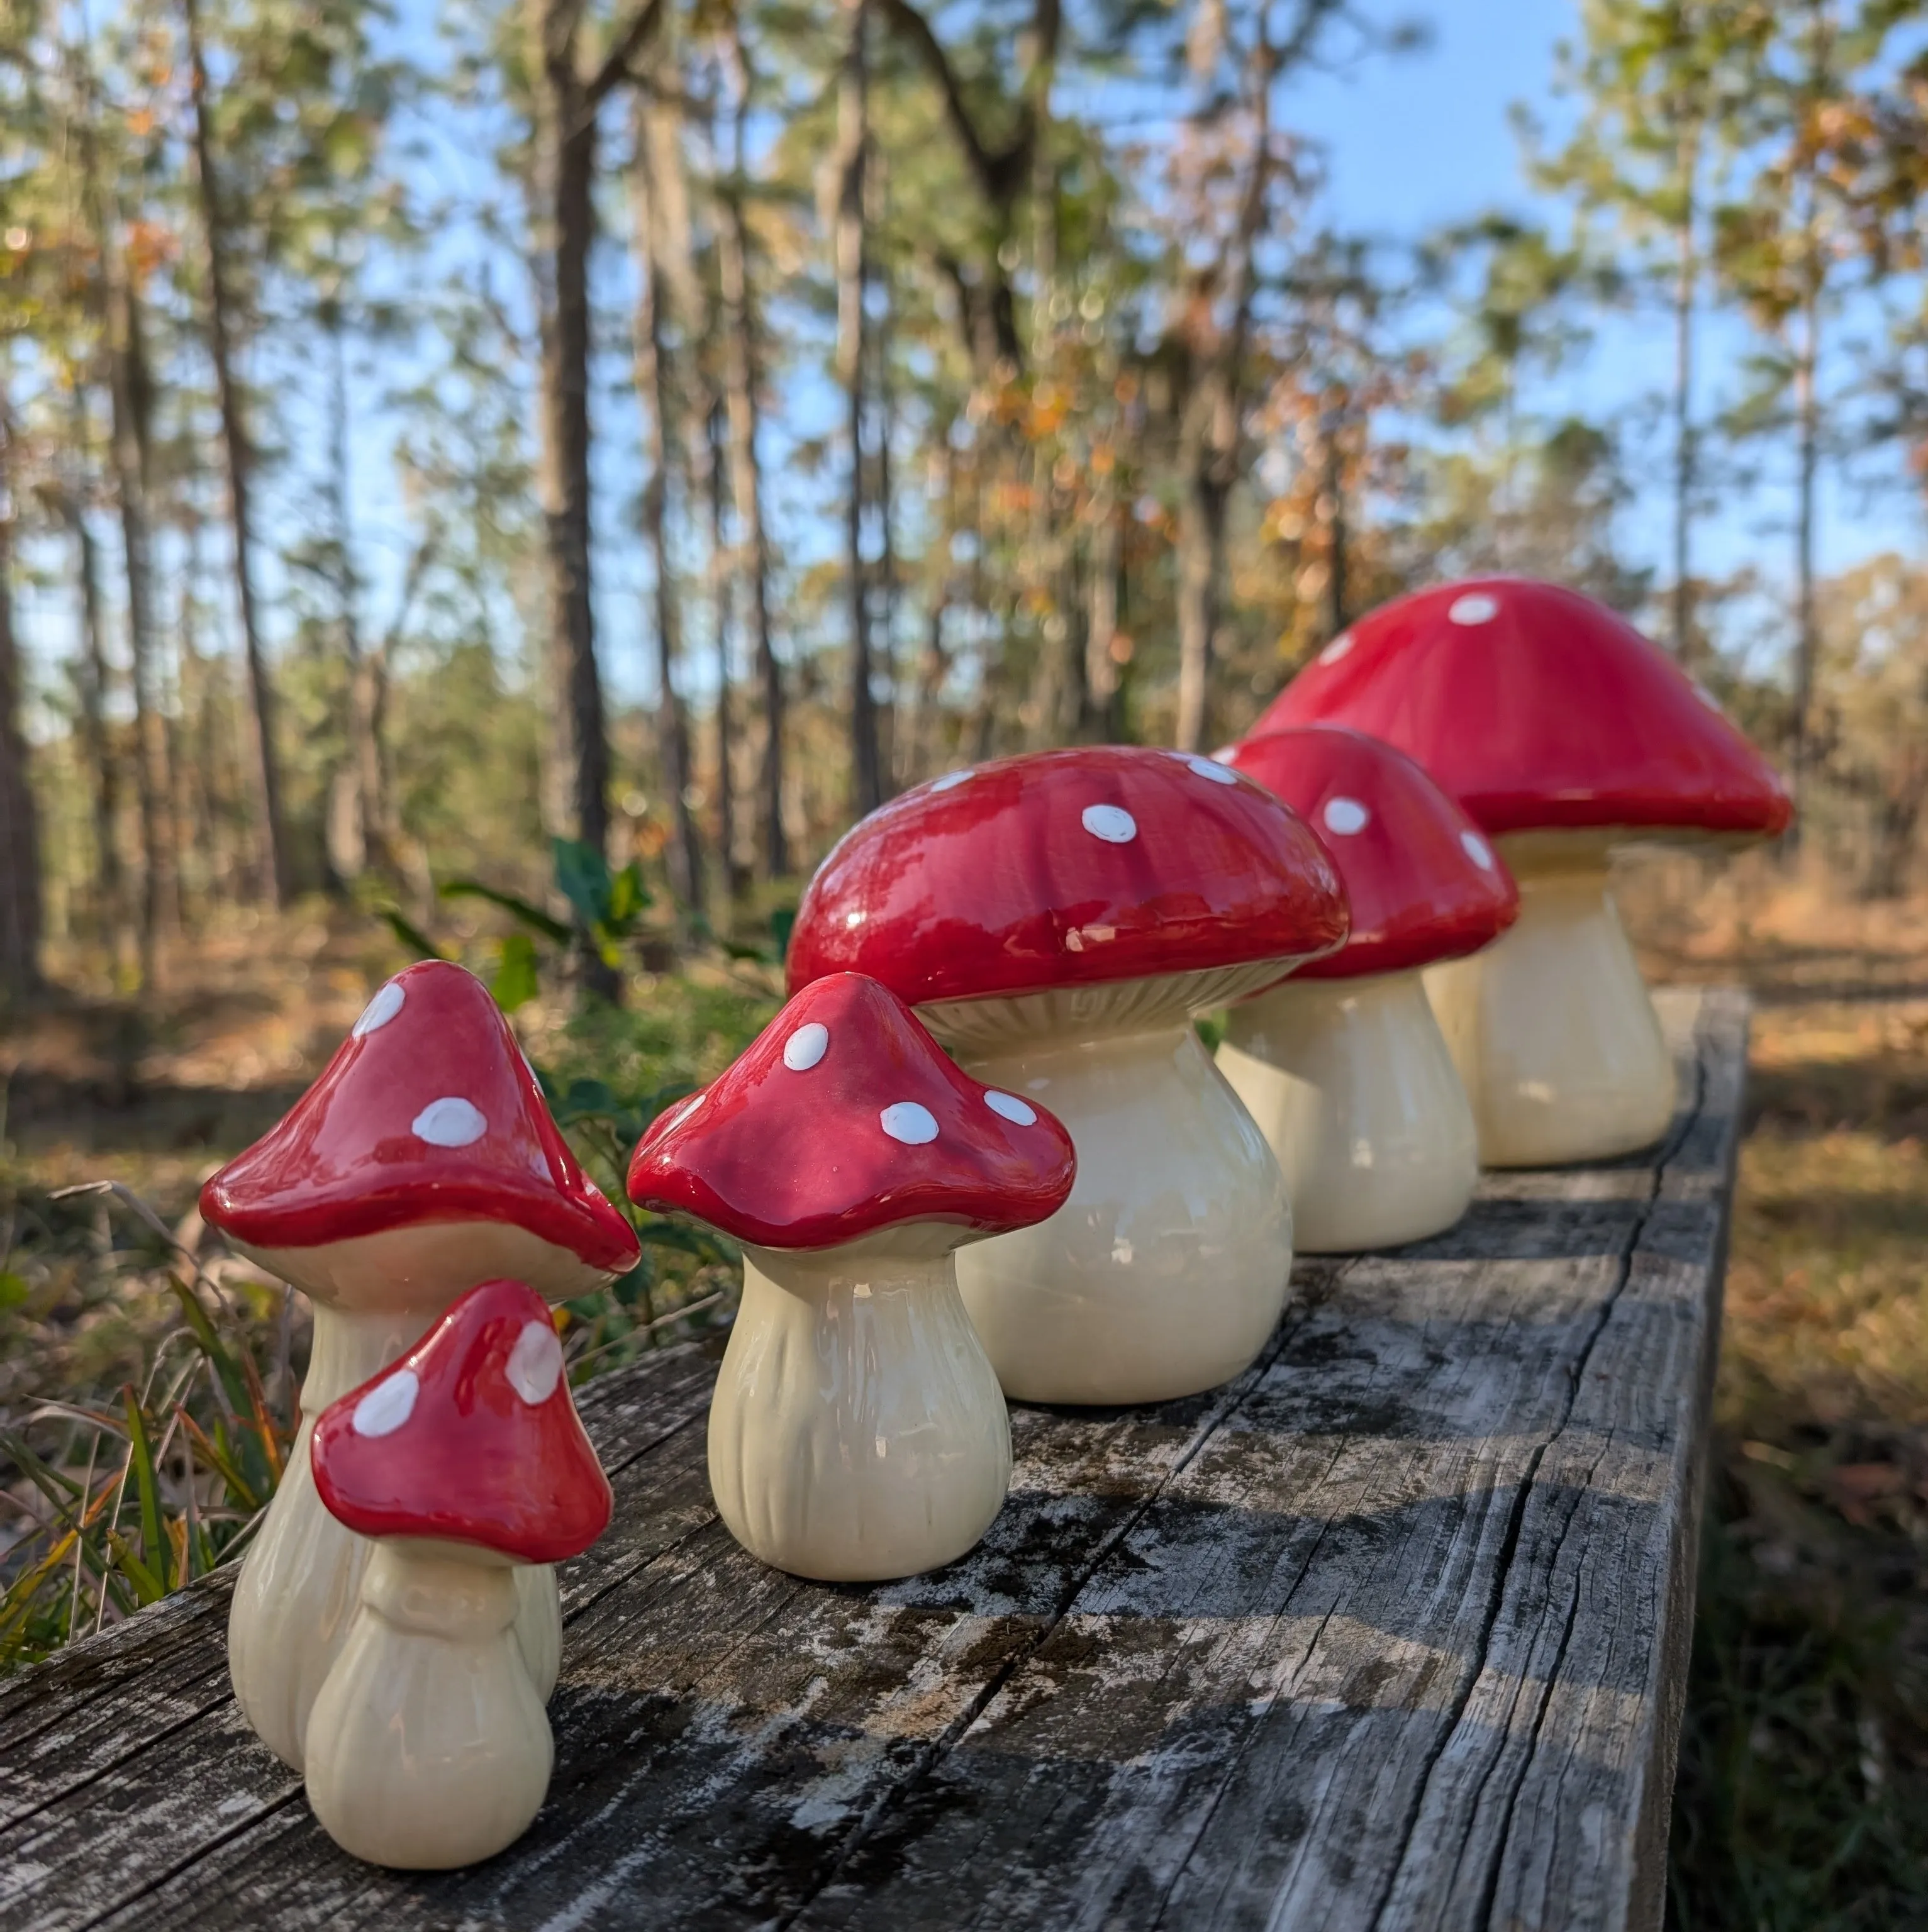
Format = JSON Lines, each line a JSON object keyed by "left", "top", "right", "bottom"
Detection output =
{"left": 507, "top": 1320, "right": 564, "bottom": 1406}
{"left": 1693, "top": 682, "right": 1724, "bottom": 711}
{"left": 352, "top": 982, "right": 405, "bottom": 1038}
{"left": 1181, "top": 753, "right": 1239, "bottom": 786}
{"left": 880, "top": 1101, "right": 939, "bottom": 1145}
{"left": 411, "top": 1096, "right": 488, "bottom": 1148}
{"left": 1082, "top": 803, "right": 1137, "bottom": 844}
{"left": 1322, "top": 796, "right": 1370, "bottom": 836}
{"left": 352, "top": 1369, "right": 419, "bottom": 1439}
{"left": 984, "top": 1090, "right": 1037, "bottom": 1126}
{"left": 1448, "top": 592, "right": 1500, "bottom": 626}
{"left": 783, "top": 1022, "right": 830, "bottom": 1071}
{"left": 928, "top": 769, "right": 973, "bottom": 792}
{"left": 1461, "top": 830, "right": 1496, "bottom": 871}
{"left": 1319, "top": 630, "right": 1354, "bottom": 664}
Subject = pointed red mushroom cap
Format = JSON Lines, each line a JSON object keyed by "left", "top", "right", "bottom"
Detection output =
{"left": 311, "top": 1277, "right": 611, "bottom": 1565}
{"left": 1220, "top": 728, "right": 1520, "bottom": 980}
{"left": 785, "top": 745, "right": 1347, "bottom": 1009}
{"left": 627, "top": 973, "right": 1076, "bottom": 1251}
{"left": 199, "top": 961, "right": 639, "bottom": 1299}
{"left": 1251, "top": 578, "right": 1793, "bottom": 841}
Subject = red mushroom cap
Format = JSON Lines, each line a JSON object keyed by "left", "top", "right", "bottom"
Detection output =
{"left": 1251, "top": 578, "right": 1793, "bottom": 840}
{"left": 786, "top": 745, "right": 1348, "bottom": 1008}
{"left": 199, "top": 961, "right": 638, "bottom": 1274}
{"left": 627, "top": 973, "right": 1076, "bottom": 1251}
{"left": 311, "top": 1277, "right": 612, "bottom": 1564}
{"left": 1221, "top": 728, "right": 1519, "bottom": 980}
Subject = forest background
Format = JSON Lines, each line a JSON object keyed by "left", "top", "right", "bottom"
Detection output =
{"left": 2, "top": 0, "right": 1928, "bottom": 1925}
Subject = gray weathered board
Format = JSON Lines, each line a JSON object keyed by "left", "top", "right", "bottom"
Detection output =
{"left": 0, "top": 985, "right": 1747, "bottom": 1932}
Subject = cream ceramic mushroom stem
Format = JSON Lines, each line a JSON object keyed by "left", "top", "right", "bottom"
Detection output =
{"left": 708, "top": 1223, "right": 1011, "bottom": 1582}
{"left": 923, "top": 964, "right": 1293, "bottom": 1406}
{"left": 1217, "top": 970, "right": 1478, "bottom": 1254}
{"left": 1422, "top": 833, "right": 1676, "bottom": 1168}
{"left": 226, "top": 1296, "right": 561, "bottom": 1772}
{"left": 303, "top": 1538, "right": 552, "bottom": 1871}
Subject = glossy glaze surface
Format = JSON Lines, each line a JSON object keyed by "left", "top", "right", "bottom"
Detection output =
{"left": 627, "top": 973, "right": 1076, "bottom": 1250}
{"left": 786, "top": 745, "right": 1347, "bottom": 1007}
{"left": 1218, "top": 970, "right": 1477, "bottom": 1253}
{"left": 201, "top": 961, "right": 639, "bottom": 1269}
{"left": 952, "top": 1005, "right": 1292, "bottom": 1404}
{"left": 708, "top": 1244, "right": 1011, "bottom": 1580}
{"left": 1424, "top": 852, "right": 1676, "bottom": 1166}
{"left": 313, "top": 1278, "right": 611, "bottom": 1563}
{"left": 1220, "top": 726, "right": 1517, "bottom": 980}
{"left": 1253, "top": 577, "right": 1794, "bottom": 839}
{"left": 303, "top": 1540, "right": 552, "bottom": 1870}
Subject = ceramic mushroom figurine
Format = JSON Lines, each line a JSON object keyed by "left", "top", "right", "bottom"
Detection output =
{"left": 199, "top": 960, "right": 638, "bottom": 1768}
{"left": 1212, "top": 726, "right": 1519, "bottom": 1252}
{"left": 304, "top": 1277, "right": 611, "bottom": 1869}
{"left": 1249, "top": 577, "right": 1792, "bottom": 1165}
{"left": 627, "top": 972, "right": 1075, "bottom": 1580}
{"left": 786, "top": 747, "right": 1347, "bottom": 1404}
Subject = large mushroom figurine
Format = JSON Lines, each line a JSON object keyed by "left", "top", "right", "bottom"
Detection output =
{"left": 627, "top": 972, "right": 1075, "bottom": 1581}
{"left": 304, "top": 1276, "right": 611, "bottom": 1870}
{"left": 1212, "top": 726, "right": 1519, "bottom": 1252}
{"left": 785, "top": 746, "right": 1347, "bottom": 1405}
{"left": 1249, "top": 578, "right": 1792, "bottom": 1165}
{"left": 198, "top": 960, "right": 639, "bottom": 1768}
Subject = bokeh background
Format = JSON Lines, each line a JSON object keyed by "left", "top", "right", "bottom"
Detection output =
{"left": 1, "top": 1, "right": 1926, "bottom": 1921}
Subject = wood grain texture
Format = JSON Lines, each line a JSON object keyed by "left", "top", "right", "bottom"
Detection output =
{"left": 0, "top": 987, "right": 1746, "bottom": 1932}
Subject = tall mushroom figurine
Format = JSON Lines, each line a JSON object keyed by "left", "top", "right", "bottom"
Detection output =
{"left": 627, "top": 972, "right": 1075, "bottom": 1581}
{"left": 1212, "top": 727, "right": 1519, "bottom": 1252}
{"left": 1248, "top": 577, "right": 1792, "bottom": 1165}
{"left": 304, "top": 1276, "right": 611, "bottom": 1870}
{"left": 199, "top": 960, "right": 638, "bottom": 1768}
{"left": 786, "top": 747, "right": 1347, "bottom": 1404}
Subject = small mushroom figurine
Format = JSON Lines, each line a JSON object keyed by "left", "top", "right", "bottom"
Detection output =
{"left": 304, "top": 1277, "right": 611, "bottom": 1870}
{"left": 1251, "top": 579, "right": 1792, "bottom": 1165}
{"left": 199, "top": 960, "right": 639, "bottom": 1768}
{"left": 1212, "top": 727, "right": 1519, "bottom": 1252}
{"left": 627, "top": 972, "right": 1075, "bottom": 1581}
{"left": 785, "top": 747, "right": 1346, "bottom": 1405}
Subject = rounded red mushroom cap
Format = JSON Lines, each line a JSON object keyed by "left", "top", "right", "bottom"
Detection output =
{"left": 786, "top": 745, "right": 1347, "bottom": 1008}
{"left": 627, "top": 973, "right": 1076, "bottom": 1251}
{"left": 1221, "top": 728, "right": 1520, "bottom": 980}
{"left": 311, "top": 1277, "right": 612, "bottom": 1564}
{"left": 199, "top": 961, "right": 639, "bottom": 1275}
{"left": 1251, "top": 578, "right": 1793, "bottom": 840}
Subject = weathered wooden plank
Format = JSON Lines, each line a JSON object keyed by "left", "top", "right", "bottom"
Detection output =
{"left": 0, "top": 988, "right": 1743, "bottom": 1932}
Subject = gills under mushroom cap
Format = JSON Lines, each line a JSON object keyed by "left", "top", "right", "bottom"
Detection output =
{"left": 626, "top": 973, "right": 1076, "bottom": 1250}
{"left": 1253, "top": 578, "right": 1793, "bottom": 840}
{"left": 1221, "top": 726, "right": 1519, "bottom": 980}
{"left": 311, "top": 1276, "right": 612, "bottom": 1564}
{"left": 784, "top": 745, "right": 1348, "bottom": 1009}
{"left": 199, "top": 960, "right": 639, "bottom": 1274}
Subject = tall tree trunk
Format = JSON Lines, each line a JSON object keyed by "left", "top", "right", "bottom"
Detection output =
{"left": 720, "top": 19, "right": 787, "bottom": 877}
{"left": 62, "top": 417, "right": 123, "bottom": 951}
{"left": 325, "top": 311, "right": 391, "bottom": 884}
{"left": 1085, "top": 462, "right": 1122, "bottom": 742}
{"left": 107, "top": 264, "right": 179, "bottom": 966}
{"left": 1323, "top": 411, "right": 1347, "bottom": 645}
{"left": 704, "top": 401, "right": 747, "bottom": 901}
{"left": 0, "top": 399, "right": 43, "bottom": 997}
{"left": 632, "top": 91, "right": 705, "bottom": 921}
{"left": 1790, "top": 167, "right": 1821, "bottom": 823}
{"left": 1174, "top": 468, "right": 1220, "bottom": 753}
{"left": 837, "top": 0, "right": 883, "bottom": 818}
{"left": 528, "top": 0, "right": 618, "bottom": 867}
{"left": 182, "top": 0, "right": 289, "bottom": 909}
{"left": 1670, "top": 131, "right": 1700, "bottom": 664}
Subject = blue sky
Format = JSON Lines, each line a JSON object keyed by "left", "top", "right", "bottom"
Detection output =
{"left": 19, "top": 0, "right": 1924, "bottom": 722}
